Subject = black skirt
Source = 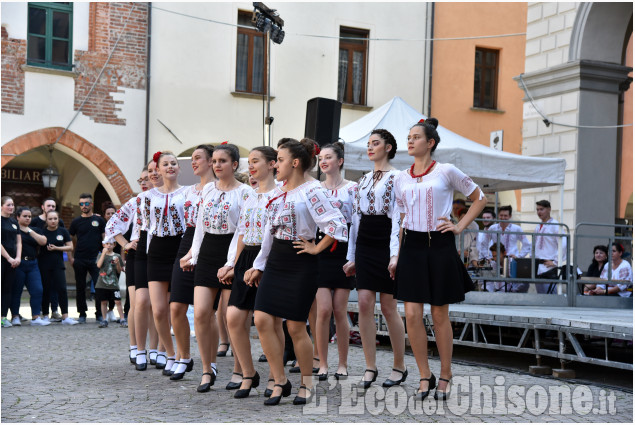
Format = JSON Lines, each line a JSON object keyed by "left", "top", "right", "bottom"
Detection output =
{"left": 395, "top": 230, "right": 475, "bottom": 305}
{"left": 170, "top": 227, "right": 196, "bottom": 304}
{"left": 317, "top": 229, "right": 355, "bottom": 290}
{"left": 194, "top": 233, "right": 234, "bottom": 289}
{"left": 228, "top": 245, "right": 260, "bottom": 310}
{"left": 147, "top": 234, "right": 182, "bottom": 283}
{"left": 134, "top": 230, "right": 149, "bottom": 290}
{"left": 125, "top": 248, "right": 136, "bottom": 288}
{"left": 254, "top": 239, "right": 319, "bottom": 322}
{"left": 354, "top": 215, "right": 395, "bottom": 295}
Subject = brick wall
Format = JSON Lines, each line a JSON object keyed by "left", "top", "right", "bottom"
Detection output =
{"left": 525, "top": 2, "right": 577, "bottom": 73}
{"left": 73, "top": 2, "right": 148, "bottom": 125}
{"left": 1, "top": 26, "right": 26, "bottom": 114}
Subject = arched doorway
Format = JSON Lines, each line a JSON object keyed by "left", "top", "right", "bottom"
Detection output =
{"left": 1, "top": 127, "right": 134, "bottom": 205}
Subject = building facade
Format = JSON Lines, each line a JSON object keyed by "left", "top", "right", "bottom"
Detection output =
{"left": 1, "top": 2, "right": 148, "bottom": 222}
{"left": 429, "top": 2, "right": 528, "bottom": 211}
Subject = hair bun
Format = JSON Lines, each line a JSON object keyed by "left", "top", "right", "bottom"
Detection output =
{"left": 424, "top": 118, "right": 439, "bottom": 129}
{"left": 299, "top": 138, "right": 317, "bottom": 157}
{"left": 332, "top": 141, "right": 345, "bottom": 153}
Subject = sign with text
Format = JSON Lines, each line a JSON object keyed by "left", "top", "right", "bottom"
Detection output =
{"left": 1, "top": 168, "right": 43, "bottom": 184}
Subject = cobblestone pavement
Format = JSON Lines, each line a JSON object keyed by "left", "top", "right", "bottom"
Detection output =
{"left": 1, "top": 306, "right": 632, "bottom": 423}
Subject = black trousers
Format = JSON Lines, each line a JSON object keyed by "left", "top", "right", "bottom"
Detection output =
{"left": 40, "top": 268, "right": 69, "bottom": 315}
{"left": 73, "top": 258, "right": 100, "bottom": 318}
{"left": 1, "top": 258, "right": 15, "bottom": 317}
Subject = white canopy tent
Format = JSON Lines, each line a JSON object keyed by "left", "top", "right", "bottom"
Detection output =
{"left": 341, "top": 97, "right": 566, "bottom": 192}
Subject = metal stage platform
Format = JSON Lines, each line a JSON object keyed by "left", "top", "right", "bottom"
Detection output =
{"left": 347, "top": 302, "right": 633, "bottom": 372}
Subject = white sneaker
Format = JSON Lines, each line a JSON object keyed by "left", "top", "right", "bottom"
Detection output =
{"left": 30, "top": 317, "right": 51, "bottom": 326}
{"left": 11, "top": 316, "right": 21, "bottom": 326}
{"left": 61, "top": 317, "right": 79, "bottom": 325}
{"left": 107, "top": 310, "right": 117, "bottom": 322}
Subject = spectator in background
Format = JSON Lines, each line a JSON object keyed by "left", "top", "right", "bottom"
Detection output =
{"left": 69, "top": 193, "right": 106, "bottom": 323}
{"left": 475, "top": 209, "right": 495, "bottom": 262}
{"left": 534, "top": 200, "right": 567, "bottom": 294}
{"left": 11, "top": 207, "right": 50, "bottom": 326}
{"left": 1, "top": 196, "right": 21, "bottom": 328}
{"left": 587, "top": 243, "right": 633, "bottom": 297}
{"left": 583, "top": 245, "right": 608, "bottom": 294}
{"left": 452, "top": 199, "right": 466, "bottom": 220}
{"left": 31, "top": 198, "right": 66, "bottom": 229}
{"left": 38, "top": 211, "right": 77, "bottom": 325}
{"left": 456, "top": 208, "right": 478, "bottom": 266}
{"left": 485, "top": 205, "right": 530, "bottom": 259}
{"left": 483, "top": 243, "right": 529, "bottom": 293}
{"left": 101, "top": 202, "right": 118, "bottom": 322}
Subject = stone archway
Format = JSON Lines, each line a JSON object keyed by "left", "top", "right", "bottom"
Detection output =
{"left": 1, "top": 127, "right": 133, "bottom": 204}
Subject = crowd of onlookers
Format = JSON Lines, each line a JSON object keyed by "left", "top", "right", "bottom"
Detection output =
{"left": 1, "top": 194, "right": 128, "bottom": 328}
{"left": 452, "top": 199, "right": 632, "bottom": 296}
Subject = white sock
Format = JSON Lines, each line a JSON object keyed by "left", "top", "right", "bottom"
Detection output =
{"left": 130, "top": 345, "right": 138, "bottom": 358}
{"left": 149, "top": 349, "right": 158, "bottom": 360}
{"left": 136, "top": 350, "right": 147, "bottom": 365}
{"left": 210, "top": 362, "right": 217, "bottom": 375}
{"left": 156, "top": 351, "right": 166, "bottom": 365}
{"left": 173, "top": 358, "right": 190, "bottom": 375}
{"left": 165, "top": 356, "right": 176, "bottom": 371}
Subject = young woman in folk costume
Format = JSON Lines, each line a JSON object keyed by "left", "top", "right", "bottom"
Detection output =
{"left": 181, "top": 143, "right": 252, "bottom": 392}
{"left": 168, "top": 145, "right": 216, "bottom": 380}
{"left": 393, "top": 118, "right": 486, "bottom": 400}
{"left": 217, "top": 146, "right": 279, "bottom": 398}
{"left": 343, "top": 129, "right": 407, "bottom": 389}
{"left": 244, "top": 138, "right": 348, "bottom": 406}
{"left": 105, "top": 166, "right": 152, "bottom": 364}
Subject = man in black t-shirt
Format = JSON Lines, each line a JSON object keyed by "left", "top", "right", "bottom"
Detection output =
{"left": 69, "top": 193, "right": 106, "bottom": 323}
{"left": 30, "top": 198, "right": 66, "bottom": 229}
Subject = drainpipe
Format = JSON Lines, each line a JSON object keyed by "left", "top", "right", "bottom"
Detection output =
{"left": 144, "top": 2, "right": 152, "bottom": 164}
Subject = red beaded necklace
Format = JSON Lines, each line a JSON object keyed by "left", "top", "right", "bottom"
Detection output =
{"left": 409, "top": 160, "right": 436, "bottom": 179}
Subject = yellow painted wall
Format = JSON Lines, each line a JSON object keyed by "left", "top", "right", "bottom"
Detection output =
{"left": 431, "top": 2, "right": 527, "bottom": 207}
{"left": 619, "top": 34, "right": 633, "bottom": 219}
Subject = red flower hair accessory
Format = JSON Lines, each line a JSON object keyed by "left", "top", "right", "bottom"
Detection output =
{"left": 418, "top": 119, "right": 426, "bottom": 124}
{"left": 314, "top": 143, "right": 320, "bottom": 155}
{"left": 221, "top": 141, "right": 228, "bottom": 145}
{"left": 152, "top": 151, "right": 162, "bottom": 163}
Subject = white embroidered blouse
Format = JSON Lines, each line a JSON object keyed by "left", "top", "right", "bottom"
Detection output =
{"left": 394, "top": 163, "right": 482, "bottom": 232}
{"left": 147, "top": 186, "right": 188, "bottom": 237}
{"left": 347, "top": 169, "right": 400, "bottom": 261}
{"left": 190, "top": 183, "right": 252, "bottom": 266}
{"left": 252, "top": 181, "right": 349, "bottom": 271}
{"left": 104, "top": 197, "right": 136, "bottom": 244}
{"left": 183, "top": 184, "right": 206, "bottom": 228}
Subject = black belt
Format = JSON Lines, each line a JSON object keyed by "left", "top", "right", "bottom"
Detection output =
{"left": 22, "top": 256, "right": 36, "bottom": 261}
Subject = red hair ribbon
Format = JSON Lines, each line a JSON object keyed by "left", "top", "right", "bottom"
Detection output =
{"left": 314, "top": 143, "right": 320, "bottom": 155}
{"left": 329, "top": 240, "right": 338, "bottom": 253}
{"left": 152, "top": 151, "right": 162, "bottom": 163}
{"left": 221, "top": 141, "right": 228, "bottom": 145}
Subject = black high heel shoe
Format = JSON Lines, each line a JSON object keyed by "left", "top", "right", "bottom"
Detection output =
{"left": 234, "top": 372, "right": 260, "bottom": 399}
{"left": 155, "top": 353, "right": 167, "bottom": 369}
{"left": 129, "top": 348, "right": 136, "bottom": 364}
{"left": 293, "top": 385, "right": 313, "bottom": 405}
{"left": 334, "top": 370, "right": 349, "bottom": 380}
{"left": 135, "top": 351, "right": 147, "bottom": 371}
{"left": 434, "top": 377, "right": 452, "bottom": 400}
{"left": 317, "top": 371, "right": 328, "bottom": 381}
{"left": 197, "top": 368, "right": 217, "bottom": 393}
{"left": 359, "top": 368, "right": 378, "bottom": 389}
{"left": 163, "top": 357, "right": 176, "bottom": 376}
{"left": 170, "top": 359, "right": 194, "bottom": 381}
{"left": 264, "top": 380, "right": 292, "bottom": 406}
{"left": 414, "top": 373, "right": 436, "bottom": 401}
{"left": 264, "top": 379, "right": 275, "bottom": 397}
{"left": 217, "top": 342, "right": 230, "bottom": 357}
{"left": 382, "top": 368, "right": 408, "bottom": 387}
{"left": 225, "top": 372, "right": 243, "bottom": 390}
